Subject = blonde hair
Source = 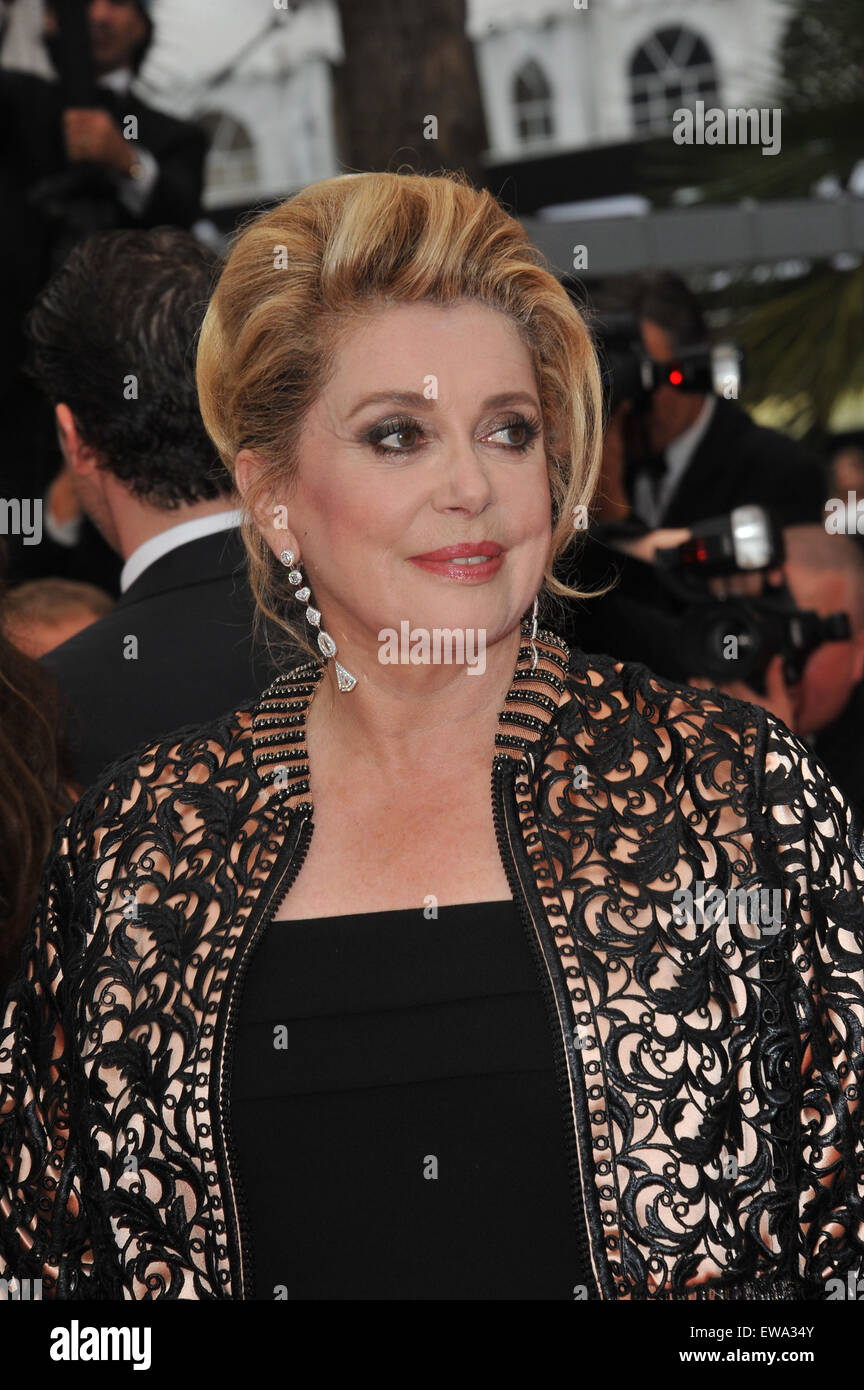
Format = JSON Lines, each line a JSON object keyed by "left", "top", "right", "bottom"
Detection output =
{"left": 196, "top": 169, "right": 604, "bottom": 665}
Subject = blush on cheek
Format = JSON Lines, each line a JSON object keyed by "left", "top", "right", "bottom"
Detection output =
{"left": 295, "top": 471, "right": 365, "bottom": 548}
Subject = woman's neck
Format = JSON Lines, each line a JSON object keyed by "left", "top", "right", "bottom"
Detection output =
{"left": 306, "top": 622, "right": 523, "bottom": 779}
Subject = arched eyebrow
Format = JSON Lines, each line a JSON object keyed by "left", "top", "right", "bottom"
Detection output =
{"left": 347, "top": 390, "right": 541, "bottom": 421}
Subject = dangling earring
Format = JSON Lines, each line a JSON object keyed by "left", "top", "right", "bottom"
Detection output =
{"left": 529, "top": 594, "right": 539, "bottom": 672}
{"left": 279, "top": 549, "right": 357, "bottom": 692}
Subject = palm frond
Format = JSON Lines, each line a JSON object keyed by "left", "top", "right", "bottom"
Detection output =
{"left": 735, "top": 264, "right": 864, "bottom": 435}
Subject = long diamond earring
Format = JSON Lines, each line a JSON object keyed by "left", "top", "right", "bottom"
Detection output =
{"left": 279, "top": 549, "right": 357, "bottom": 692}
{"left": 529, "top": 594, "right": 539, "bottom": 672}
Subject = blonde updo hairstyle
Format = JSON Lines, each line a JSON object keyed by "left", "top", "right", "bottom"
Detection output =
{"left": 196, "top": 170, "right": 603, "bottom": 666}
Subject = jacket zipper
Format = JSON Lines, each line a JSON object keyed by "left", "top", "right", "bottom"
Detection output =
{"left": 217, "top": 808, "right": 314, "bottom": 1300}
{"left": 491, "top": 753, "right": 599, "bottom": 1300}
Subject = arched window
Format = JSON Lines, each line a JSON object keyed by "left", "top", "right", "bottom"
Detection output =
{"left": 195, "top": 111, "right": 259, "bottom": 193}
{"left": 513, "top": 59, "right": 555, "bottom": 143}
{"left": 629, "top": 27, "right": 719, "bottom": 135}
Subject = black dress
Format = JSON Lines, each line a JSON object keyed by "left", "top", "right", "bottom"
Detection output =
{"left": 230, "top": 898, "right": 586, "bottom": 1300}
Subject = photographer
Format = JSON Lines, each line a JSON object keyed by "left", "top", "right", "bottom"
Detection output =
{"left": 592, "top": 272, "right": 827, "bottom": 529}
{"left": 564, "top": 515, "right": 864, "bottom": 816}
{"left": 696, "top": 526, "right": 864, "bottom": 816}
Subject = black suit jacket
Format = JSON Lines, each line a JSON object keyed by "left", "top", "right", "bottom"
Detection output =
{"left": 0, "top": 69, "right": 210, "bottom": 516}
{"left": 0, "top": 69, "right": 208, "bottom": 411}
{"left": 0, "top": 68, "right": 208, "bottom": 235}
{"left": 40, "top": 529, "right": 289, "bottom": 791}
{"left": 812, "top": 681, "right": 864, "bottom": 822}
{"left": 643, "top": 398, "right": 827, "bottom": 528}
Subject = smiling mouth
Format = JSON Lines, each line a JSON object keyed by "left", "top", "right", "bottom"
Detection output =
{"left": 406, "top": 547, "right": 505, "bottom": 582}
{"left": 409, "top": 542, "right": 504, "bottom": 561}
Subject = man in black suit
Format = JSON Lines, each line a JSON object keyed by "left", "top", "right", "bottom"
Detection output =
{"left": 29, "top": 227, "right": 287, "bottom": 791}
{"left": 1, "top": 0, "right": 207, "bottom": 255}
{"left": 622, "top": 273, "right": 826, "bottom": 529}
{"left": 0, "top": 0, "right": 209, "bottom": 571}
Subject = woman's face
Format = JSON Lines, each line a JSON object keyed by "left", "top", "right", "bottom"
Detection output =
{"left": 252, "top": 300, "right": 553, "bottom": 667}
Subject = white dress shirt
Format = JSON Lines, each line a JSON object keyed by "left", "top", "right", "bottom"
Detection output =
{"left": 96, "top": 66, "right": 159, "bottom": 217}
{"left": 44, "top": 505, "right": 84, "bottom": 548}
{"left": 120, "top": 509, "right": 244, "bottom": 593}
{"left": 632, "top": 394, "right": 717, "bottom": 528}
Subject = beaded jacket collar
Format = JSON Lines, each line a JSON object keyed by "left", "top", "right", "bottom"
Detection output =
{"left": 250, "top": 616, "right": 572, "bottom": 801}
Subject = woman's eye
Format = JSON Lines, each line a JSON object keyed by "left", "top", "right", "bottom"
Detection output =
{"left": 378, "top": 427, "right": 419, "bottom": 450}
{"left": 488, "top": 417, "right": 541, "bottom": 450}
{"left": 487, "top": 419, "right": 538, "bottom": 449}
{"left": 368, "top": 419, "right": 422, "bottom": 452}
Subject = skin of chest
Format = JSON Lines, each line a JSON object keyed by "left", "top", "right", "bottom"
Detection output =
{"left": 272, "top": 763, "right": 512, "bottom": 919}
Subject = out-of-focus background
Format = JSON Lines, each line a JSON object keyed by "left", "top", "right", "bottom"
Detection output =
{"left": 5, "top": 0, "right": 861, "bottom": 440}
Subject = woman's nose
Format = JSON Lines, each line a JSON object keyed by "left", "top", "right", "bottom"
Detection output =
{"left": 432, "top": 439, "right": 494, "bottom": 512}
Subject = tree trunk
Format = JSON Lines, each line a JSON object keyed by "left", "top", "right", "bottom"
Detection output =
{"left": 333, "top": 0, "right": 488, "bottom": 187}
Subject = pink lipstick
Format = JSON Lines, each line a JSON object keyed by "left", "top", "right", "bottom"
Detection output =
{"left": 407, "top": 542, "right": 504, "bottom": 582}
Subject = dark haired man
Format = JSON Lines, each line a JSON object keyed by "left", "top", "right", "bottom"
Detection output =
{"left": 619, "top": 272, "right": 826, "bottom": 529}
{"left": 29, "top": 228, "right": 284, "bottom": 789}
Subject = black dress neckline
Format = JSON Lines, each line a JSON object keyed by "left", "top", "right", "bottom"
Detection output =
{"left": 272, "top": 897, "right": 515, "bottom": 927}
{"left": 230, "top": 894, "right": 585, "bottom": 1299}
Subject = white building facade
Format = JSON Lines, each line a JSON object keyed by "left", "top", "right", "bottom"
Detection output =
{"left": 469, "top": 0, "right": 787, "bottom": 164}
{"left": 1, "top": 0, "right": 789, "bottom": 209}
{"left": 163, "top": 1, "right": 343, "bottom": 210}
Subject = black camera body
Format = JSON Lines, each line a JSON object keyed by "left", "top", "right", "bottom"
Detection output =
{"left": 568, "top": 508, "right": 850, "bottom": 697}
{"left": 663, "top": 586, "right": 849, "bottom": 688}
{"left": 649, "top": 508, "right": 849, "bottom": 690}
{"left": 594, "top": 311, "right": 741, "bottom": 412}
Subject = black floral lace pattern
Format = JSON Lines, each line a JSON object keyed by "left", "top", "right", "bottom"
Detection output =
{"left": 0, "top": 630, "right": 863, "bottom": 1299}
{"left": 526, "top": 649, "right": 864, "bottom": 1298}
{"left": 0, "top": 716, "right": 289, "bottom": 1298}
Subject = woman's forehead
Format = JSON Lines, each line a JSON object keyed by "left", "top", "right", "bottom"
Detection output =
{"left": 321, "top": 301, "right": 536, "bottom": 382}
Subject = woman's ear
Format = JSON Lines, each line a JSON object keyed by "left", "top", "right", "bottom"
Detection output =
{"left": 235, "top": 449, "right": 275, "bottom": 531}
{"left": 234, "top": 449, "right": 265, "bottom": 506}
{"left": 235, "top": 450, "right": 300, "bottom": 560}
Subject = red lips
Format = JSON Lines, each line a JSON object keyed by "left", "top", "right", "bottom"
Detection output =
{"left": 408, "top": 542, "right": 503, "bottom": 560}
{"left": 406, "top": 542, "right": 505, "bottom": 582}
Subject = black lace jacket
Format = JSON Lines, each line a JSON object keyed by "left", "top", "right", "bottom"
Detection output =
{"left": 2, "top": 624, "right": 864, "bottom": 1300}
